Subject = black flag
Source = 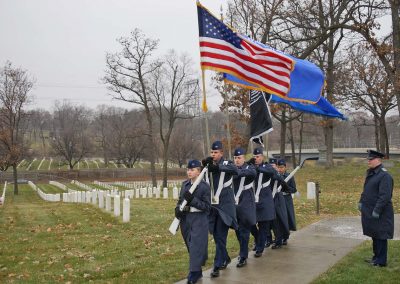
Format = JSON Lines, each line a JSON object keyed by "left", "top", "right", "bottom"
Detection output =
{"left": 249, "top": 90, "right": 273, "bottom": 146}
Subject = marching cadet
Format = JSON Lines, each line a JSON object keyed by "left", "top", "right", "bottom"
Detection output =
{"left": 175, "top": 159, "right": 211, "bottom": 284}
{"left": 249, "top": 147, "right": 278, "bottom": 257}
{"left": 269, "top": 158, "right": 289, "bottom": 249}
{"left": 232, "top": 147, "right": 257, "bottom": 268}
{"left": 359, "top": 150, "right": 394, "bottom": 267}
{"left": 203, "top": 141, "right": 238, "bottom": 278}
{"left": 277, "top": 159, "right": 297, "bottom": 245}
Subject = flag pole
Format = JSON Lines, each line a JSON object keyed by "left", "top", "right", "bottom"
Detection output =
{"left": 201, "top": 69, "right": 210, "bottom": 150}
{"left": 220, "top": 5, "right": 232, "bottom": 159}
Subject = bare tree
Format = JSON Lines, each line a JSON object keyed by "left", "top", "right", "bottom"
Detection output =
{"left": 0, "top": 61, "right": 33, "bottom": 194}
{"left": 339, "top": 46, "right": 397, "bottom": 156}
{"left": 150, "top": 51, "right": 198, "bottom": 187}
{"left": 103, "top": 29, "right": 161, "bottom": 186}
{"left": 169, "top": 122, "right": 204, "bottom": 168}
{"left": 50, "top": 101, "right": 92, "bottom": 169}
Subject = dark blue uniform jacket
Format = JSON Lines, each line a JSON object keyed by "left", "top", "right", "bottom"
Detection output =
{"left": 178, "top": 179, "right": 211, "bottom": 271}
{"left": 282, "top": 172, "right": 297, "bottom": 231}
{"left": 254, "top": 163, "right": 276, "bottom": 222}
{"left": 233, "top": 163, "right": 257, "bottom": 229}
{"left": 208, "top": 158, "right": 238, "bottom": 232}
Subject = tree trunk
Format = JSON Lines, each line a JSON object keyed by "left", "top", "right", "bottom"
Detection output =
{"left": 12, "top": 164, "right": 18, "bottom": 195}
{"left": 390, "top": 0, "right": 400, "bottom": 118}
{"left": 379, "top": 115, "right": 390, "bottom": 158}
{"left": 288, "top": 113, "right": 297, "bottom": 166}
{"left": 374, "top": 116, "right": 380, "bottom": 151}
{"left": 323, "top": 119, "right": 334, "bottom": 168}
{"left": 144, "top": 107, "right": 157, "bottom": 187}
{"left": 279, "top": 108, "right": 287, "bottom": 159}
{"left": 298, "top": 114, "right": 304, "bottom": 165}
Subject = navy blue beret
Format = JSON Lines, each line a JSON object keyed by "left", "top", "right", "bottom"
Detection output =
{"left": 211, "top": 140, "right": 223, "bottom": 150}
{"left": 187, "top": 159, "right": 202, "bottom": 168}
{"left": 277, "top": 159, "right": 286, "bottom": 166}
{"left": 234, "top": 147, "right": 245, "bottom": 156}
{"left": 253, "top": 147, "right": 264, "bottom": 155}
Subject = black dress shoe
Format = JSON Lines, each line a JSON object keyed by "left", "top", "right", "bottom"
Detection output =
{"left": 265, "top": 241, "right": 272, "bottom": 248}
{"left": 282, "top": 239, "right": 288, "bottom": 245}
{"left": 236, "top": 257, "right": 247, "bottom": 268}
{"left": 210, "top": 268, "right": 220, "bottom": 278}
{"left": 220, "top": 257, "right": 231, "bottom": 269}
{"left": 271, "top": 243, "right": 282, "bottom": 249}
{"left": 254, "top": 251, "right": 263, "bottom": 257}
{"left": 372, "top": 263, "right": 387, "bottom": 267}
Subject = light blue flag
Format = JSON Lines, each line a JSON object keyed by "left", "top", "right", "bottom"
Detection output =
{"left": 224, "top": 73, "right": 345, "bottom": 120}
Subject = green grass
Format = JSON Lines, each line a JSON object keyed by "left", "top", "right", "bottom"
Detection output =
{"left": 37, "top": 184, "right": 65, "bottom": 194}
{"left": 1, "top": 161, "right": 399, "bottom": 283}
{"left": 313, "top": 241, "right": 400, "bottom": 283}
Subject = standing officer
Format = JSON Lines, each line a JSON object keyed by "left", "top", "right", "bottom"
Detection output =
{"left": 203, "top": 141, "right": 238, "bottom": 278}
{"left": 175, "top": 160, "right": 211, "bottom": 284}
{"left": 249, "top": 147, "right": 278, "bottom": 257}
{"left": 359, "top": 150, "right": 394, "bottom": 267}
{"left": 277, "top": 159, "right": 297, "bottom": 245}
{"left": 232, "top": 147, "right": 257, "bottom": 268}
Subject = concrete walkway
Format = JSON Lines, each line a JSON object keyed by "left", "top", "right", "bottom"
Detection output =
{"left": 177, "top": 215, "right": 400, "bottom": 284}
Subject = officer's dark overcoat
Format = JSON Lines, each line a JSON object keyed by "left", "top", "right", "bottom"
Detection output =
{"left": 359, "top": 164, "right": 394, "bottom": 239}
{"left": 178, "top": 179, "right": 211, "bottom": 271}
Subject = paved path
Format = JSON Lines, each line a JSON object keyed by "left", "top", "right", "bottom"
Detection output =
{"left": 177, "top": 215, "right": 400, "bottom": 284}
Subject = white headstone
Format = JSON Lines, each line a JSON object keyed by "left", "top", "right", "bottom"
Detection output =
{"left": 92, "top": 191, "right": 97, "bottom": 205}
{"left": 163, "top": 187, "right": 168, "bottom": 199}
{"left": 114, "top": 195, "right": 120, "bottom": 216}
{"left": 307, "top": 182, "right": 316, "bottom": 199}
{"left": 135, "top": 188, "right": 140, "bottom": 198}
{"left": 98, "top": 191, "right": 104, "bottom": 208}
{"left": 106, "top": 194, "right": 111, "bottom": 211}
{"left": 172, "top": 187, "right": 179, "bottom": 200}
{"left": 123, "top": 198, "right": 130, "bottom": 223}
{"left": 86, "top": 191, "right": 91, "bottom": 203}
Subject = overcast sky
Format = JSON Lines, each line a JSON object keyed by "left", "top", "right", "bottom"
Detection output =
{"left": 0, "top": 0, "right": 225, "bottom": 111}
{"left": 0, "top": 1, "right": 392, "bottom": 113}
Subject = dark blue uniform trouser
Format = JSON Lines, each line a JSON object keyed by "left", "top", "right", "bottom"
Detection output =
{"left": 251, "top": 220, "right": 273, "bottom": 253}
{"left": 212, "top": 214, "right": 230, "bottom": 268}
{"left": 235, "top": 226, "right": 250, "bottom": 259}
{"left": 372, "top": 238, "right": 388, "bottom": 265}
{"left": 272, "top": 218, "right": 284, "bottom": 245}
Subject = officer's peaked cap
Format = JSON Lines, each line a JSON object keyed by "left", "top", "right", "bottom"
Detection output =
{"left": 367, "top": 149, "right": 385, "bottom": 160}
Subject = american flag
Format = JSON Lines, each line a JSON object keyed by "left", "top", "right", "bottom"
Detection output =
{"left": 197, "top": 3, "right": 294, "bottom": 97}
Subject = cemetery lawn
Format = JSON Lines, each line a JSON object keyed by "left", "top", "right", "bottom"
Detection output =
{"left": 0, "top": 160, "right": 399, "bottom": 283}
{"left": 313, "top": 241, "right": 400, "bottom": 283}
